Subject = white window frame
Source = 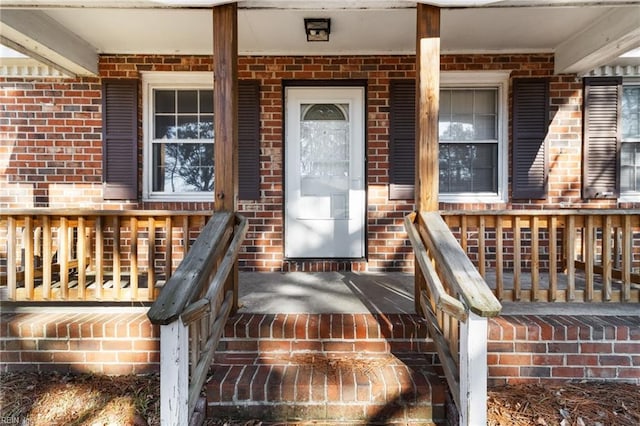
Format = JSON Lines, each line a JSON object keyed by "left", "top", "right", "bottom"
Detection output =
{"left": 439, "top": 71, "right": 509, "bottom": 204}
{"left": 619, "top": 77, "right": 640, "bottom": 203}
{"left": 142, "top": 71, "right": 214, "bottom": 202}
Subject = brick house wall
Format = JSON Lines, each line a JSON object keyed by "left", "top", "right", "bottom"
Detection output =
{"left": 1, "top": 53, "right": 638, "bottom": 273}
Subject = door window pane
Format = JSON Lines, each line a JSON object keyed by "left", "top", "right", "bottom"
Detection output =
{"left": 299, "top": 103, "right": 350, "bottom": 198}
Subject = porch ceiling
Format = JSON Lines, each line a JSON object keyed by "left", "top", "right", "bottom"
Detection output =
{"left": 1, "top": 1, "right": 639, "bottom": 76}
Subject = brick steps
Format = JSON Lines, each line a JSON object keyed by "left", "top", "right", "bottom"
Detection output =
{"left": 207, "top": 313, "right": 446, "bottom": 424}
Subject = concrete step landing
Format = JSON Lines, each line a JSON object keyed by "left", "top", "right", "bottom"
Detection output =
{"left": 207, "top": 313, "right": 446, "bottom": 425}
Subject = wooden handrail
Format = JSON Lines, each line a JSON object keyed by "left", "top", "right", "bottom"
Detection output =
{"left": 147, "top": 212, "right": 235, "bottom": 325}
{"left": 404, "top": 212, "right": 467, "bottom": 321}
{"left": 405, "top": 211, "right": 502, "bottom": 425}
{"left": 419, "top": 211, "right": 502, "bottom": 317}
{"left": 146, "top": 211, "right": 248, "bottom": 424}
{"left": 441, "top": 209, "right": 640, "bottom": 217}
{"left": 0, "top": 209, "right": 212, "bottom": 217}
{"left": 181, "top": 214, "right": 248, "bottom": 325}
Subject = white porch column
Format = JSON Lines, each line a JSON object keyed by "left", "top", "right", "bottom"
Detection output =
{"left": 160, "top": 321, "right": 189, "bottom": 426}
{"left": 459, "top": 312, "right": 489, "bottom": 426}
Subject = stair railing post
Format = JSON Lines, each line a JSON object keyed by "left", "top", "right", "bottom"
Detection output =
{"left": 160, "top": 320, "right": 189, "bottom": 426}
{"left": 459, "top": 311, "right": 488, "bottom": 426}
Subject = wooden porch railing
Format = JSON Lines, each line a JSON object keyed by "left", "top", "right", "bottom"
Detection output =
{"left": 147, "top": 212, "right": 248, "bottom": 425}
{"left": 441, "top": 210, "right": 640, "bottom": 303}
{"left": 405, "top": 211, "right": 501, "bottom": 425}
{"left": 0, "top": 210, "right": 211, "bottom": 302}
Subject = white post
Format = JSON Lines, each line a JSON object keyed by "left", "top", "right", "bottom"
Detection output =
{"left": 160, "top": 320, "right": 189, "bottom": 426}
{"left": 459, "top": 311, "right": 488, "bottom": 426}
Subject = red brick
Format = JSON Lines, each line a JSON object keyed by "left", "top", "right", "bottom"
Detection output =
{"left": 499, "top": 354, "right": 532, "bottom": 365}
{"left": 580, "top": 342, "right": 613, "bottom": 354}
{"left": 251, "top": 365, "right": 270, "bottom": 401}
{"left": 552, "top": 367, "right": 585, "bottom": 378}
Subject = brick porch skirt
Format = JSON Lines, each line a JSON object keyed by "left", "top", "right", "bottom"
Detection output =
{"left": 488, "top": 314, "right": 640, "bottom": 385}
{"left": 1, "top": 307, "right": 638, "bottom": 386}
{"left": 0, "top": 307, "right": 159, "bottom": 375}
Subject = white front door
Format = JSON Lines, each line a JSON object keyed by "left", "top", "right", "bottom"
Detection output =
{"left": 285, "top": 87, "right": 365, "bottom": 258}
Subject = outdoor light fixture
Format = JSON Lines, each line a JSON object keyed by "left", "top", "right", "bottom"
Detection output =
{"left": 304, "top": 18, "right": 331, "bottom": 42}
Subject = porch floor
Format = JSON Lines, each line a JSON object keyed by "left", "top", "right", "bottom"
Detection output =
{"left": 236, "top": 271, "right": 640, "bottom": 316}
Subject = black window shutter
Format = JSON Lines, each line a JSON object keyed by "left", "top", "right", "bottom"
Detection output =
{"left": 389, "top": 80, "right": 416, "bottom": 200}
{"left": 583, "top": 77, "right": 621, "bottom": 199}
{"left": 102, "top": 79, "right": 138, "bottom": 200}
{"left": 238, "top": 80, "right": 260, "bottom": 200}
{"left": 512, "top": 78, "right": 549, "bottom": 199}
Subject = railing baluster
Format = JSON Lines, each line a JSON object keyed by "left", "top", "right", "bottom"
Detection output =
{"left": 478, "top": 216, "right": 486, "bottom": 278}
{"left": 24, "top": 216, "right": 34, "bottom": 300}
{"left": 34, "top": 225, "right": 42, "bottom": 260}
{"left": 183, "top": 216, "right": 190, "bottom": 253}
{"left": 95, "top": 216, "right": 104, "bottom": 300}
{"left": 60, "top": 217, "right": 69, "bottom": 300}
{"left": 531, "top": 216, "right": 539, "bottom": 302}
{"left": 112, "top": 216, "right": 121, "bottom": 300}
{"left": 42, "top": 216, "right": 52, "bottom": 300}
{"left": 513, "top": 216, "right": 521, "bottom": 301}
{"left": 131, "top": 217, "right": 139, "bottom": 300}
{"left": 190, "top": 322, "right": 199, "bottom": 378}
{"left": 495, "top": 216, "right": 503, "bottom": 300}
{"left": 602, "top": 215, "right": 612, "bottom": 301}
{"left": 613, "top": 226, "right": 621, "bottom": 269}
{"left": 622, "top": 215, "right": 631, "bottom": 302}
{"left": 78, "top": 217, "right": 87, "bottom": 300}
{"left": 7, "top": 217, "right": 17, "bottom": 300}
{"left": 549, "top": 216, "right": 558, "bottom": 302}
{"left": 165, "top": 216, "right": 173, "bottom": 281}
{"left": 566, "top": 216, "right": 576, "bottom": 301}
{"left": 584, "top": 216, "right": 594, "bottom": 301}
{"left": 460, "top": 215, "right": 468, "bottom": 253}
{"left": 148, "top": 217, "right": 156, "bottom": 300}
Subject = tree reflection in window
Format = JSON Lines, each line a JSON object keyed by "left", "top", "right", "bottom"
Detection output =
{"left": 152, "top": 89, "right": 214, "bottom": 193}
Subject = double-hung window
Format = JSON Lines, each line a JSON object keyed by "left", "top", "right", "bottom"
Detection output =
{"left": 143, "top": 72, "right": 214, "bottom": 201}
{"left": 583, "top": 77, "right": 640, "bottom": 201}
{"left": 388, "top": 72, "right": 509, "bottom": 202}
{"left": 621, "top": 81, "right": 640, "bottom": 197}
{"left": 438, "top": 72, "right": 509, "bottom": 202}
{"left": 439, "top": 88, "right": 499, "bottom": 194}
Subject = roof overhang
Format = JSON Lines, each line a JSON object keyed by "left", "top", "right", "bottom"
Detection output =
{"left": 1, "top": 0, "right": 639, "bottom": 77}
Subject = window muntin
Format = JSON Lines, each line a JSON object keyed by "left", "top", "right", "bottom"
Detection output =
{"left": 621, "top": 84, "right": 640, "bottom": 194}
{"left": 438, "top": 88, "right": 500, "bottom": 196}
{"left": 149, "top": 88, "right": 214, "bottom": 196}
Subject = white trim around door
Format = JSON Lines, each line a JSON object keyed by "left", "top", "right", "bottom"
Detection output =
{"left": 284, "top": 86, "right": 366, "bottom": 258}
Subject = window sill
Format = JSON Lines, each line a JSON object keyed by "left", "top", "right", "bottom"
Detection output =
{"left": 618, "top": 195, "right": 640, "bottom": 204}
{"left": 438, "top": 194, "right": 505, "bottom": 204}
{"left": 143, "top": 193, "right": 214, "bottom": 203}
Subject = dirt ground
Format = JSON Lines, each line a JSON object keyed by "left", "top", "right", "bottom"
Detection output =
{"left": 1, "top": 372, "right": 638, "bottom": 425}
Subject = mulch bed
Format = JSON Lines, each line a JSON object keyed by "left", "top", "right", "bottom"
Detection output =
{"left": 488, "top": 382, "right": 640, "bottom": 426}
{"left": 1, "top": 372, "right": 638, "bottom": 425}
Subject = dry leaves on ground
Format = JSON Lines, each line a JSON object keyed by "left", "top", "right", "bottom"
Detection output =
{"left": 2, "top": 371, "right": 639, "bottom": 425}
{"left": 488, "top": 382, "right": 640, "bottom": 426}
{"left": 0, "top": 371, "right": 159, "bottom": 426}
